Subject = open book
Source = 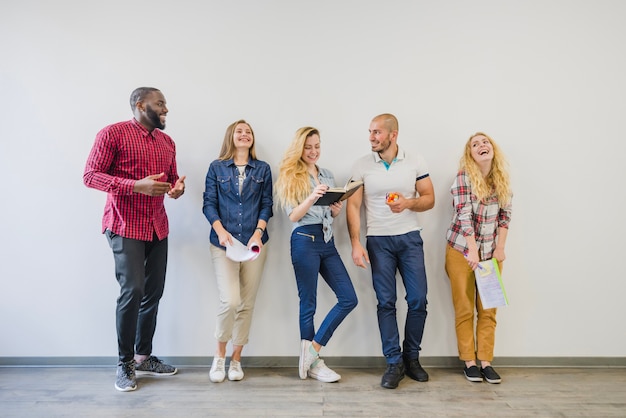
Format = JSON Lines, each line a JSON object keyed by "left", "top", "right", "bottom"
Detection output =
{"left": 313, "top": 177, "right": 364, "bottom": 206}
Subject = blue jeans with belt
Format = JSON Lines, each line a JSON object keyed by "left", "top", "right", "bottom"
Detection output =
{"left": 290, "top": 224, "right": 358, "bottom": 346}
{"left": 366, "top": 230, "right": 428, "bottom": 364}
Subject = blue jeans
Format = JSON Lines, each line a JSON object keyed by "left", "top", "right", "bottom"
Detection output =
{"left": 106, "top": 230, "right": 168, "bottom": 363}
{"left": 290, "top": 225, "right": 358, "bottom": 346}
{"left": 367, "top": 231, "right": 428, "bottom": 364}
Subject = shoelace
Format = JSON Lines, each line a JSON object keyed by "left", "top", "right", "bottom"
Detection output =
{"left": 122, "top": 361, "right": 135, "bottom": 377}
{"left": 386, "top": 363, "right": 403, "bottom": 374}
{"left": 214, "top": 358, "right": 225, "bottom": 370}
{"left": 146, "top": 356, "right": 161, "bottom": 366}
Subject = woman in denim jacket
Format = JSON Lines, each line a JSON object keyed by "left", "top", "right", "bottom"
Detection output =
{"left": 275, "top": 127, "right": 358, "bottom": 383}
{"left": 203, "top": 119, "right": 273, "bottom": 383}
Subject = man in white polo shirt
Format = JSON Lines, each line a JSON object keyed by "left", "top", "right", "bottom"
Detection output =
{"left": 346, "top": 113, "right": 435, "bottom": 389}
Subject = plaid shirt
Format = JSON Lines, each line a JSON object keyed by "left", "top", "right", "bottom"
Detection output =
{"left": 83, "top": 119, "right": 180, "bottom": 241}
{"left": 446, "top": 170, "right": 512, "bottom": 260}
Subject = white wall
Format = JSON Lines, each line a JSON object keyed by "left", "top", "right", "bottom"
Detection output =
{"left": 1, "top": 0, "right": 624, "bottom": 359}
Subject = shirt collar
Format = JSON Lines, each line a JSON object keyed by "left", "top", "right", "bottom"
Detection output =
{"left": 373, "top": 146, "right": 405, "bottom": 167}
{"left": 131, "top": 118, "right": 155, "bottom": 139}
{"left": 225, "top": 158, "right": 257, "bottom": 168}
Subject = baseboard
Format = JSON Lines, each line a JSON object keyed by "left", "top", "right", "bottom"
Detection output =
{"left": 1, "top": 356, "right": 625, "bottom": 368}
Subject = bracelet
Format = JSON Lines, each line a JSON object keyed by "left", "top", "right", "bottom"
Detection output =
{"left": 255, "top": 227, "right": 265, "bottom": 234}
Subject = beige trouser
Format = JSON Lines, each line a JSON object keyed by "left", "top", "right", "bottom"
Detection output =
{"left": 210, "top": 242, "right": 268, "bottom": 346}
{"left": 445, "top": 245, "right": 499, "bottom": 362}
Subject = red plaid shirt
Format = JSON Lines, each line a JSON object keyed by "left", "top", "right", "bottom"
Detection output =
{"left": 83, "top": 119, "right": 180, "bottom": 241}
{"left": 446, "top": 170, "right": 512, "bottom": 260}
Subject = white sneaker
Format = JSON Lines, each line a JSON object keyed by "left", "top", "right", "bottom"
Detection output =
{"left": 228, "top": 359, "right": 244, "bottom": 381}
{"left": 308, "top": 359, "right": 341, "bottom": 383}
{"left": 299, "top": 340, "right": 318, "bottom": 379}
{"left": 209, "top": 357, "right": 226, "bottom": 383}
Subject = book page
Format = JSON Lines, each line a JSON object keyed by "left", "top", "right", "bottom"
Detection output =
{"left": 474, "top": 259, "right": 508, "bottom": 309}
{"left": 326, "top": 176, "right": 353, "bottom": 193}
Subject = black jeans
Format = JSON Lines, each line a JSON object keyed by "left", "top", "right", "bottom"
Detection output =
{"left": 106, "top": 230, "right": 168, "bottom": 363}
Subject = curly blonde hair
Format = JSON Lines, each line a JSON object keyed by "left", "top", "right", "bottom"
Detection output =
{"left": 275, "top": 127, "right": 319, "bottom": 208}
{"left": 460, "top": 132, "right": 512, "bottom": 206}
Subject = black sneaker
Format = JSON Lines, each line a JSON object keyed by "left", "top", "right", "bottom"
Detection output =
{"left": 381, "top": 362, "right": 405, "bottom": 389}
{"left": 463, "top": 365, "right": 483, "bottom": 382}
{"left": 480, "top": 366, "right": 502, "bottom": 384}
{"left": 404, "top": 357, "right": 429, "bottom": 382}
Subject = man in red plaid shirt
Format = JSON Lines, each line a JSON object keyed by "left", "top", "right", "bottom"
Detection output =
{"left": 84, "top": 87, "right": 186, "bottom": 392}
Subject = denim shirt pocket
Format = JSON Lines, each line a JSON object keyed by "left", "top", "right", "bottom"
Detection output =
{"left": 217, "top": 176, "right": 231, "bottom": 193}
{"left": 248, "top": 175, "right": 265, "bottom": 196}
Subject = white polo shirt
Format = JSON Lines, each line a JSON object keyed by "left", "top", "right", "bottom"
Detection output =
{"left": 351, "top": 146, "right": 430, "bottom": 237}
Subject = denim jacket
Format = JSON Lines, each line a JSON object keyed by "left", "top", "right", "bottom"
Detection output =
{"left": 203, "top": 158, "right": 273, "bottom": 249}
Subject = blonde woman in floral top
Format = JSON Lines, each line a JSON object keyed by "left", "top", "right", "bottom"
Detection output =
{"left": 445, "top": 132, "right": 512, "bottom": 384}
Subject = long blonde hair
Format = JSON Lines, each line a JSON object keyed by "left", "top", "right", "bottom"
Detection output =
{"left": 217, "top": 119, "right": 257, "bottom": 161}
{"left": 460, "top": 132, "right": 512, "bottom": 205}
{"left": 275, "top": 127, "right": 319, "bottom": 208}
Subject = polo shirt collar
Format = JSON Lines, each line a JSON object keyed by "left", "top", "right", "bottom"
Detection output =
{"left": 373, "top": 146, "right": 406, "bottom": 163}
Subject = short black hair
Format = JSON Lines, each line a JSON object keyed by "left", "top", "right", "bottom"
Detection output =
{"left": 129, "top": 87, "right": 160, "bottom": 111}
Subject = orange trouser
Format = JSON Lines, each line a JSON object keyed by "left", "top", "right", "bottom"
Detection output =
{"left": 445, "top": 245, "right": 499, "bottom": 362}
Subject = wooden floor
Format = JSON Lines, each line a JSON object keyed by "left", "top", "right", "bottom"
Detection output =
{"left": 1, "top": 366, "right": 625, "bottom": 417}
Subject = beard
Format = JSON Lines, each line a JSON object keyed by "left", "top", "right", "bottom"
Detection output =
{"left": 146, "top": 105, "right": 165, "bottom": 130}
{"left": 371, "top": 137, "right": 392, "bottom": 153}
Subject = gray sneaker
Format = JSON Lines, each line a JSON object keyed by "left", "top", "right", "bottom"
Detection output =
{"left": 135, "top": 355, "right": 177, "bottom": 376}
{"left": 115, "top": 360, "right": 137, "bottom": 392}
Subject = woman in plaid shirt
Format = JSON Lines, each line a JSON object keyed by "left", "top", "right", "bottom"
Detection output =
{"left": 445, "top": 132, "right": 512, "bottom": 384}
